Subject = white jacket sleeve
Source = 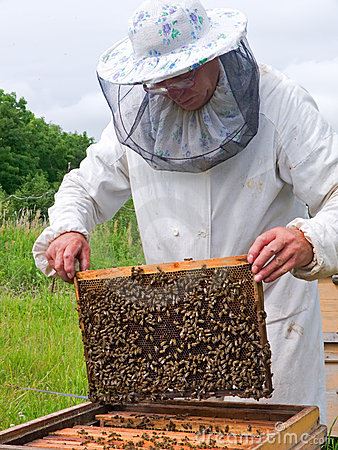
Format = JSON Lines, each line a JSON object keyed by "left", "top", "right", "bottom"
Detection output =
{"left": 277, "top": 85, "right": 338, "bottom": 280}
{"left": 32, "top": 120, "right": 131, "bottom": 276}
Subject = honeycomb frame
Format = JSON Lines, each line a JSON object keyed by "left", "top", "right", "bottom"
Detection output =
{"left": 75, "top": 256, "right": 273, "bottom": 404}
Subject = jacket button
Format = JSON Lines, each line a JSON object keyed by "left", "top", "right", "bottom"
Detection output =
{"left": 198, "top": 230, "right": 207, "bottom": 238}
{"left": 173, "top": 228, "right": 179, "bottom": 236}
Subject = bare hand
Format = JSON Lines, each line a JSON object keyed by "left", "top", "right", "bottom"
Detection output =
{"left": 45, "top": 232, "right": 90, "bottom": 283}
{"left": 247, "top": 227, "right": 314, "bottom": 283}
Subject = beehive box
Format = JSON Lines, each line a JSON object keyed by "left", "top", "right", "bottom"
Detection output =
{"left": 74, "top": 256, "right": 273, "bottom": 404}
{"left": 0, "top": 400, "right": 326, "bottom": 449}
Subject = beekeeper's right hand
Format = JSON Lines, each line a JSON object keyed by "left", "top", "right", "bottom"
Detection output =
{"left": 45, "top": 232, "right": 90, "bottom": 283}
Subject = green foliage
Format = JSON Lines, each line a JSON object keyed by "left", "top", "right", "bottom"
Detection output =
{"left": 0, "top": 203, "right": 144, "bottom": 291}
{"left": 0, "top": 89, "right": 92, "bottom": 215}
{"left": 0, "top": 91, "right": 37, "bottom": 194}
{"left": 28, "top": 117, "right": 93, "bottom": 185}
{"left": 0, "top": 185, "right": 9, "bottom": 217}
{"left": 9, "top": 172, "right": 56, "bottom": 218}
{"left": 0, "top": 211, "right": 48, "bottom": 289}
{"left": 325, "top": 418, "right": 338, "bottom": 449}
{"left": 90, "top": 199, "right": 144, "bottom": 269}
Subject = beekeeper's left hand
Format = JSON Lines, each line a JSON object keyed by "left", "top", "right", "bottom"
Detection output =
{"left": 247, "top": 227, "right": 314, "bottom": 283}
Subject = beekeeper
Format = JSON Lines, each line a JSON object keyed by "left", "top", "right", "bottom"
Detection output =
{"left": 33, "top": 0, "right": 338, "bottom": 423}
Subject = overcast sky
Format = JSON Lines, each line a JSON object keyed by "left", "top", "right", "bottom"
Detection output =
{"left": 1, "top": 0, "right": 337, "bottom": 140}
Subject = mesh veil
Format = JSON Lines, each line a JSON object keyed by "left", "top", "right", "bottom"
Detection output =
{"left": 98, "top": 39, "right": 260, "bottom": 173}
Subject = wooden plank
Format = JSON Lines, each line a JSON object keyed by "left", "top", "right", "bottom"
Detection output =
{"left": 325, "top": 352, "right": 338, "bottom": 364}
{"left": 319, "top": 279, "right": 338, "bottom": 334}
{"left": 323, "top": 332, "right": 338, "bottom": 343}
{"left": 94, "top": 412, "right": 276, "bottom": 434}
{"left": 321, "top": 301, "right": 338, "bottom": 328}
{"left": 325, "top": 343, "right": 338, "bottom": 354}
{"left": 319, "top": 279, "right": 338, "bottom": 437}
{"left": 255, "top": 281, "right": 273, "bottom": 394}
{"left": 56, "top": 425, "right": 231, "bottom": 444}
{"left": 28, "top": 425, "right": 260, "bottom": 449}
{"left": 255, "top": 406, "right": 320, "bottom": 449}
{"left": 22, "top": 438, "right": 106, "bottom": 449}
{"left": 0, "top": 403, "right": 106, "bottom": 446}
{"left": 319, "top": 278, "right": 338, "bottom": 300}
{"left": 323, "top": 340, "right": 338, "bottom": 436}
{"left": 0, "top": 447, "right": 52, "bottom": 450}
{"left": 290, "top": 425, "right": 326, "bottom": 449}
{"left": 325, "top": 362, "right": 338, "bottom": 390}
{"left": 116, "top": 401, "right": 300, "bottom": 423}
{"left": 0, "top": 447, "right": 51, "bottom": 450}
{"left": 75, "top": 255, "right": 249, "bottom": 280}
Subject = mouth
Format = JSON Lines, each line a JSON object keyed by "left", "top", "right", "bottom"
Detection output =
{"left": 177, "top": 95, "right": 198, "bottom": 107}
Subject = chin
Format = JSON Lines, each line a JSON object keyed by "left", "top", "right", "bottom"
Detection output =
{"left": 181, "top": 104, "right": 202, "bottom": 111}
{"left": 182, "top": 90, "right": 212, "bottom": 111}
{"left": 177, "top": 98, "right": 205, "bottom": 111}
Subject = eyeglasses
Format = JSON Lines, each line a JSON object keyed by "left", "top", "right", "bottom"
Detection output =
{"left": 143, "top": 69, "right": 197, "bottom": 95}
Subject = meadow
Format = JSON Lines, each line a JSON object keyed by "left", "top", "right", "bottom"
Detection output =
{"left": 0, "top": 203, "right": 144, "bottom": 430}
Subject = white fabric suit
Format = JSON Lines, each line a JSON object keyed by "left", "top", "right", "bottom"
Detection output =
{"left": 33, "top": 65, "right": 338, "bottom": 423}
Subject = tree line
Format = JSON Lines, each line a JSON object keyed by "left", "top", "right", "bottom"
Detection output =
{"left": 0, "top": 89, "right": 93, "bottom": 217}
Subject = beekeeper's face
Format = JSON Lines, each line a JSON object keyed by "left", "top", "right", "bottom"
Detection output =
{"left": 144, "top": 58, "right": 220, "bottom": 111}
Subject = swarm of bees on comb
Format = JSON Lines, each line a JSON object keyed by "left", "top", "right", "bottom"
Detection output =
{"left": 77, "top": 263, "right": 273, "bottom": 404}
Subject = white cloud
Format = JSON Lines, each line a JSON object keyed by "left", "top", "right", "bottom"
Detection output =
{"left": 1, "top": 0, "right": 337, "bottom": 139}
{"left": 0, "top": 78, "right": 110, "bottom": 140}
{"left": 205, "top": 0, "right": 338, "bottom": 66}
{"left": 36, "top": 92, "right": 111, "bottom": 139}
{"left": 284, "top": 58, "right": 338, "bottom": 131}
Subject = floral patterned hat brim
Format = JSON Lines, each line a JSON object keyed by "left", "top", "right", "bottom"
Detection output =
{"left": 97, "top": 8, "right": 247, "bottom": 85}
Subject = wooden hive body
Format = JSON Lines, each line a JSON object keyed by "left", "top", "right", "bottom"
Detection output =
{"left": 0, "top": 401, "right": 326, "bottom": 449}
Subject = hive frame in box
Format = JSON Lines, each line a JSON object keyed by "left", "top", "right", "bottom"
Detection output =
{"left": 74, "top": 255, "right": 273, "bottom": 403}
{"left": 0, "top": 401, "right": 326, "bottom": 449}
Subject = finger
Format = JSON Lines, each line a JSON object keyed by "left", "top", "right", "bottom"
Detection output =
{"left": 263, "top": 258, "right": 297, "bottom": 283}
{"left": 53, "top": 257, "right": 73, "bottom": 283}
{"left": 254, "top": 249, "right": 294, "bottom": 282}
{"left": 247, "top": 229, "right": 279, "bottom": 263}
{"left": 54, "top": 248, "right": 66, "bottom": 274}
{"left": 46, "top": 254, "right": 55, "bottom": 269}
{"left": 78, "top": 243, "right": 91, "bottom": 272}
{"left": 251, "top": 238, "right": 287, "bottom": 274}
{"left": 63, "top": 241, "right": 83, "bottom": 278}
{"left": 57, "top": 269, "right": 74, "bottom": 284}
{"left": 46, "top": 245, "right": 57, "bottom": 262}
{"left": 53, "top": 250, "right": 74, "bottom": 282}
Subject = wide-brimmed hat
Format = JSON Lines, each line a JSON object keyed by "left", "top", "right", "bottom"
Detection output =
{"left": 97, "top": 0, "right": 247, "bottom": 85}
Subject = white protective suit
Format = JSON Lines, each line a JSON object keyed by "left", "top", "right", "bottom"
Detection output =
{"left": 33, "top": 64, "right": 338, "bottom": 424}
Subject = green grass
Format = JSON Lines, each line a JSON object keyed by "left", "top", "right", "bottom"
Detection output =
{"left": 0, "top": 285, "right": 87, "bottom": 428}
{"left": 325, "top": 418, "right": 338, "bottom": 449}
{"left": 326, "top": 437, "right": 338, "bottom": 449}
{"left": 0, "top": 203, "right": 144, "bottom": 429}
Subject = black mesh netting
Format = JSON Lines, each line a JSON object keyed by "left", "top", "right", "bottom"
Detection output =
{"left": 98, "top": 39, "right": 260, "bottom": 173}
